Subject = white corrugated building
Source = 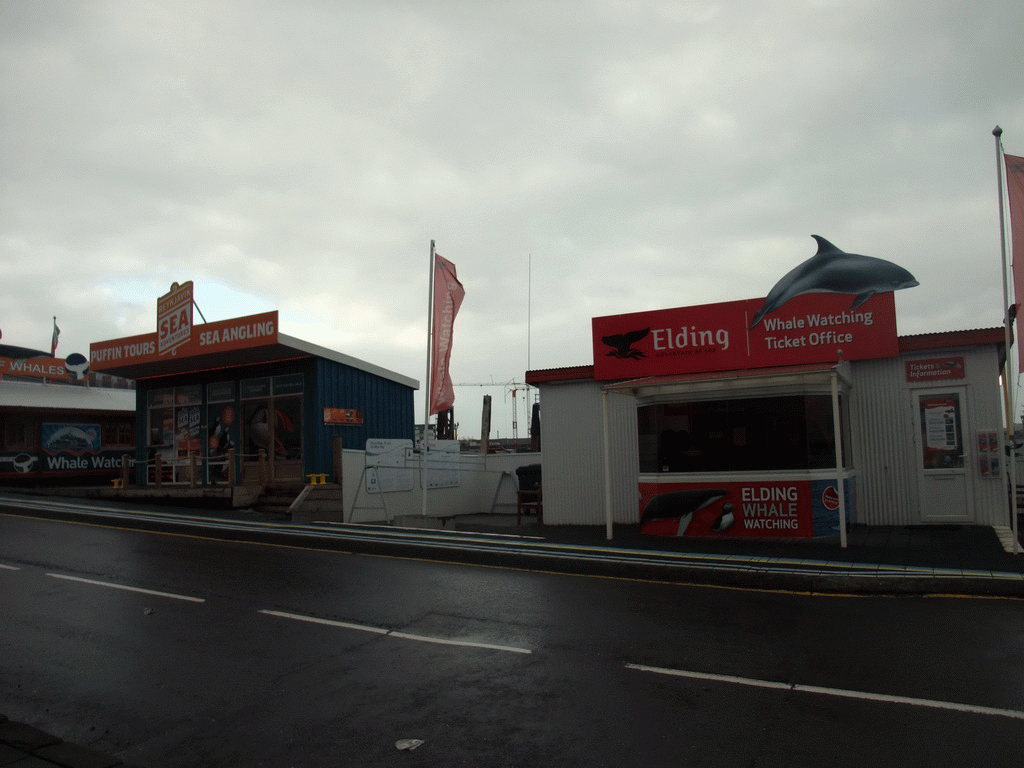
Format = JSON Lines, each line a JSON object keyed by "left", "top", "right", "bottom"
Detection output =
{"left": 526, "top": 299, "right": 1010, "bottom": 539}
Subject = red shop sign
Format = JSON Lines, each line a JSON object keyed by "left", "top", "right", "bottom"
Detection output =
{"left": 592, "top": 293, "right": 898, "bottom": 381}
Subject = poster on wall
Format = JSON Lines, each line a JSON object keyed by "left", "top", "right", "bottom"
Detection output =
{"left": 364, "top": 439, "right": 461, "bottom": 493}
{"left": 26, "top": 423, "right": 124, "bottom": 473}
{"left": 423, "top": 440, "right": 460, "bottom": 489}
{"left": 42, "top": 423, "right": 101, "bottom": 454}
{"left": 637, "top": 479, "right": 850, "bottom": 539}
{"left": 243, "top": 401, "right": 301, "bottom": 461}
{"left": 919, "top": 395, "right": 963, "bottom": 469}
{"left": 207, "top": 403, "right": 236, "bottom": 483}
{"left": 365, "top": 439, "right": 416, "bottom": 493}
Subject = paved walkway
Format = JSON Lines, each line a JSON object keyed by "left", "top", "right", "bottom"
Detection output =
{"left": 0, "top": 714, "right": 134, "bottom": 768}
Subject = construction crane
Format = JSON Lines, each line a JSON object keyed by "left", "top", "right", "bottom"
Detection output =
{"left": 453, "top": 380, "right": 530, "bottom": 442}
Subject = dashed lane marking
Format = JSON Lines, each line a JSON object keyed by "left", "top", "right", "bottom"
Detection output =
{"left": 46, "top": 573, "right": 206, "bottom": 602}
{"left": 625, "top": 663, "right": 1024, "bottom": 720}
{"left": 259, "top": 608, "right": 532, "bottom": 654}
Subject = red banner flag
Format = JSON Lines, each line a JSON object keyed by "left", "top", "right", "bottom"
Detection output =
{"left": 50, "top": 318, "right": 60, "bottom": 356}
{"left": 1006, "top": 154, "right": 1024, "bottom": 369}
{"left": 429, "top": 253, "right": 465, "bottom": 415}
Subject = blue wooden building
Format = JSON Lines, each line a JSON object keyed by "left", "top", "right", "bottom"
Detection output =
{"left": 91, "top": 316, "right": 417, "bottom": 487}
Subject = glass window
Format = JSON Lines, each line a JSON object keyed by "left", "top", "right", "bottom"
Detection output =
{"left": 102, "top": 420, "right": 134, "bottom": 448}
{"left": 148, "top": 388, "right": 173, "bottom": 407}
{"left": 273, "top": 373, "right": 303, "bottom": 395}
{"left": 208, "top": 381, "right": 235, "bottom": 403}
{"left": 2, "top": 416, "right": 33, "bottom": 450}
{"left": 149, "top": 407, "right": 173, "bottom": 447}
{"left": 241, "top": 378, "right": 271, "bottom": 400}
{"left": 638, "top": 394, "right": 841, "bottom": 473}
{"left": 175, "top": 385, "right": 201, "bottom": 405}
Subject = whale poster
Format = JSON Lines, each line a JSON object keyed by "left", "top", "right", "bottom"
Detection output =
{"left": 638, "top": 478, "right": 849, "bottom": 538}
{"left": 593, "top": 291, "right": 898, "bottom": 380}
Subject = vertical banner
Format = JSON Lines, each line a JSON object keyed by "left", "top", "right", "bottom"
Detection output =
{"left": 429, "top": 253, "right": 464, "bottom": 415}
{"left": 1004, "top": 153, "right": 1024, "bottom": 370}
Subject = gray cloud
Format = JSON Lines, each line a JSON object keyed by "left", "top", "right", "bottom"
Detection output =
{"left": 3, "top": 0, "right": 1023, "bottom": 437}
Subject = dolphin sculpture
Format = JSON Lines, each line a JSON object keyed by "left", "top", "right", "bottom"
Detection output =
{"left": 749, "top": 235, "right": 919, "bottom": 329}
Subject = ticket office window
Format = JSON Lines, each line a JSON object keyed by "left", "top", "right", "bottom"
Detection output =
{"left": 638, "top": 394, "right": 842, "bottom": 474}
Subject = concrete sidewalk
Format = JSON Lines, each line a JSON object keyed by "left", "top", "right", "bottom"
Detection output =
{"left": 434, "top": 513, "right": 1024, "bottom": 596}
{"left": 2, "top": 490, "right": 1022, "bottom": 596}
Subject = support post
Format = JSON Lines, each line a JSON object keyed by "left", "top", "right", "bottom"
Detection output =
{"left": 422, "top": 239, "right": 436, "bottom": 518}
{"left": 832, "top": 370, "right": 848, "bottom": 548}
{"left": 602, "top": 390, "right": 614, "bottom": 541}
{"left": 332, "top": 435, "right": 344, "bottom": 489}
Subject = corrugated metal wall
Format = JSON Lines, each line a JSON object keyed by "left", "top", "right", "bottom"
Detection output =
{"left": 539, "top": 381, "right": 639, "bottom": 525}
{"left": 848, "top": 357, "right": 919, "bottom": 524}
{"left": 310, "top": 357, "right": 416, "bottom": 473}
{"left": 850, "top": 346, "right": 1006, "bottom": 526}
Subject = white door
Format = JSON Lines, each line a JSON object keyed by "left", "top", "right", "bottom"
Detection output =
{"left": 915, "top": 388, "right": 973, "bottom": 522}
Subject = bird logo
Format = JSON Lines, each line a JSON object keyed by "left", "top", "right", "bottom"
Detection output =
{"left": 601, "top": 328, "right": 650, "bottom": 359}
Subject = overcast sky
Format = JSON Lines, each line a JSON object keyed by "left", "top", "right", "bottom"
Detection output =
{"left": 2, "top": 0, "right": 1022, "bottom": 440}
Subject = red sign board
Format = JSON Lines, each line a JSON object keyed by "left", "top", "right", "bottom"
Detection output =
{"left": 157, "top": 281, "right": 194, "bottom": 356}
{"left": 91, "top": 311, "right": 279, "bottom": 371}
{"left": 323, "top": 408, "right": 364, "bottom": 425}
{"left": 638, "top": 478, "right": 845, "bottom": 538}
{"left": 0, "top": 356, "right": 72, "bottom": 382}
{"left": 905, "top": 356, "right": 965, "bottom": 382}
{"left": 592, "top": 293, "right": 899, "bottom": 380}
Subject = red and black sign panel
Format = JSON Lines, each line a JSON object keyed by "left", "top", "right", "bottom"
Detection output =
{"left": 592, "top": 293, "right": 898, "bottom": 381}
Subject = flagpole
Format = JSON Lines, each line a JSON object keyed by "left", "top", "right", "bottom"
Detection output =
{"left": 994, "top": 126, "right": 1021, "bottom": 552}
{"left": 422, "top": 240, "right": 436, "bottom": 518}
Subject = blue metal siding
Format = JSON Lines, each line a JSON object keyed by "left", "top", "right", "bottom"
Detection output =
{"left": 131, "top": 357, "right": 414, "bottom": 481}
{"left": 308, "top": 357, "right": 416, "bottom": 472}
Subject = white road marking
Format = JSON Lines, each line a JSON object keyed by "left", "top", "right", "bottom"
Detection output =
{"left": 625, "top": 663, "right": 1024, "bottom": 720}
{"left": 389, "top": 630, "right": 532, "bottom": 654}
{"left": 46, "top": 573, "right": 206, "bottom": 602}
{"left": 1, "top": 563, "right": 20, "bottom": 570}
{"left": 259, "top": 609, "right": 389, "bottom": 634}
{"left": 259, "top": 609, "right": 532, "bottom": 654}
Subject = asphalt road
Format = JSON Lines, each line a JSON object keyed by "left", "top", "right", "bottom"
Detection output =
{"left": 2, "top": 508, "right": 1023, "bottom": 767}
